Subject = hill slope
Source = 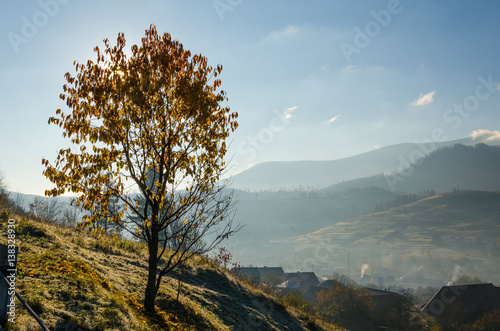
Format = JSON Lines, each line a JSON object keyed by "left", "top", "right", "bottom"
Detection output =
{"left": 227, "top": 187, "right": 400, "bottom": 266}
{"left": 2, "top": 216, "right": 336, "bottom": 330}
{"left": 280, "top": 191, "right": 500, "bottom": 283}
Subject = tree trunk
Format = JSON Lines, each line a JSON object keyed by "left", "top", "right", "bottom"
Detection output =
{"left": 144, "top": 234, "right": 159, "bottom": 314}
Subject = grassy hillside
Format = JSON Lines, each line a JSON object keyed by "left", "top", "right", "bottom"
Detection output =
{"left": 280, "top": 191, "right": 500, "bottom": 283}
{"left": 227, "top": 187, "right": 434, "bottom": 269}
{"left": 0, "top": 215, "right": 339, "bottom": 330}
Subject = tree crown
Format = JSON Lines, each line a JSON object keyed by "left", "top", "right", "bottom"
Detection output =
{"left": 42, "top": 25, "right": 238, "bottom": 233}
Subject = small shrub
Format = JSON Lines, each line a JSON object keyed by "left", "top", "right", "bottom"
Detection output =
{"left": 279, "top": 292, "right": 310, "bottom": 311}
{"left": 473, "top": 311, "right": 500, "bottom": 330}
{"left": 92, "top": 239, "right": 114, "bottom": 253}
{"left": 113, "top": 238, "right": 143, "bottom": 255}
{"left": 213, "top": 247, "right": 240, "bottom": 273}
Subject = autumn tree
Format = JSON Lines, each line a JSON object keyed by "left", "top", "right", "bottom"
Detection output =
{"left": 42, "top": 25, "right": 239, "bottom": 313}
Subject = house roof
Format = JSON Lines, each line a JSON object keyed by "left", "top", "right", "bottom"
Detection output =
{"left": 422, "top": 283, "right": 500, "bottom": 317}
{"left": 284, "top": 272, "right": 318, "bottom": 281}
{"left": 303, "top": 280, "right": 349, "bottom": 303}
{"left": 237, "top": 267, "right": 261, "bottom": 281}
{"left": 303, "top": 286, "right": 326, "bottom": 303}
{"left": 318, "top": 279, "right": 342, "bottom": 289}
{"left": 284, "top": 272, "right": 320, "bottom": 291}
{"left": 259, "top": 267, "right": 285, "bottom": 278}
{"left": 363, "top": 288, "right": 398, "bottom": 297}
{"left": 236, "top": 267, "right": 285, "bottom": 282}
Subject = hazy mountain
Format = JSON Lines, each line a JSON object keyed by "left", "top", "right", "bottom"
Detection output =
{"left": 325, "top": 143, "right": 500, "bottom": 194}
{"left": 7, "top": 191, "right": 73, "bottom": 212}
{"left": 278, "top": 191, "right": 500, "bottom": 284}
{"left": 229, "top": 131, "right": 500, "bottom": 191}
{"left": 227, "top": 187, "right": 427, "bottom": 268}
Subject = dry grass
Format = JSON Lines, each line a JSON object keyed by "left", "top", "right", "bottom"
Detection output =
{"left": 0, "top": 216, "right": 340, "bottom": 330}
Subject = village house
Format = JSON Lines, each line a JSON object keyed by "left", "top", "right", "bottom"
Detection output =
{"left": 236, "top": 267, "right": 321, "bottom": 292}
{"left": 283, "top": 271, "right": 320, "bottom": 292}
{"left": 303, "top": 279, "right": 345, "bottom": 303}
{"left": 421, "top": 283, "right": 500, "bottom": 324}
{"left": 236, "top": 266, "right": 285, "bottom": 285}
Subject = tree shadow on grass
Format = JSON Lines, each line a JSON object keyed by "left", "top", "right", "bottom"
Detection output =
{"left": 175, "top": 267, "right": 304, "bottom": 330}
{"left": 155, "top": 295, "right": 214, "bottom": 330}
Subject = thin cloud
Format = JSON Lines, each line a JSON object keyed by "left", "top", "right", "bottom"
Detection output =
{"left": 340, "top": 64, "right": 385, "bottom": 74}
{"left": 326, "top": 114, "right": 341, "bottom": 124}
{"left": 285, "top": 106, "right": 298, "bottom": 119}
{"left": 267, "top": 25, "right": 299, "bottom": 40}
{"left": 341, "top": 64, "right": 359, "bottom": 74}
{"left": 410, "top": 91, "right": 436, "bottom": 106}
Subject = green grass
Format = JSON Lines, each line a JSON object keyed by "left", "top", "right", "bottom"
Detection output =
{"left": 0, "top": 214, "right": 340, "bottom": 331}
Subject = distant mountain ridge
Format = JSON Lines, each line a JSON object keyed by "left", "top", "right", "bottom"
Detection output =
{"left": 326, "top": 143, "right": 500, "bottom": 193}
{"left": 229, "top": 131, "right": 500, "bottom": 191}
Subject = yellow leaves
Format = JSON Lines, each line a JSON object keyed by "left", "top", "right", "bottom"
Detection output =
{"left": 42, "top": 26, "right": 238, "bottom": 270}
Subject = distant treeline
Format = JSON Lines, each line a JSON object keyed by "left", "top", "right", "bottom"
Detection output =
{"left": 373, "top": 190, "right": 437, "bottom": 213}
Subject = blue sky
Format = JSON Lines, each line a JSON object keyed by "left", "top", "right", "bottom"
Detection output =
{"left": 1, "top": 0, "right": 500, "bottom": 195}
